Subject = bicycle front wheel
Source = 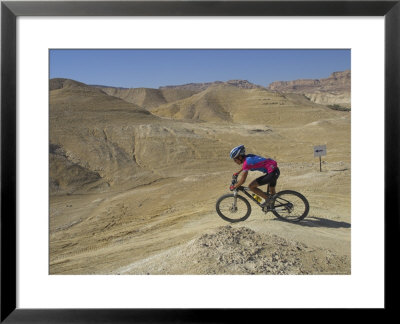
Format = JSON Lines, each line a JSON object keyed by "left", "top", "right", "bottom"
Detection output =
{"left": 271, "top": 190, "right": 309, "bottom": 222}
{"left": 216, "top": 194, "right": 251, "bottom": 223}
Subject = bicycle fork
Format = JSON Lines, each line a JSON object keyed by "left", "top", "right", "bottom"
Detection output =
{"left": 230, "top": 191, "right": 239, "bottom": 213}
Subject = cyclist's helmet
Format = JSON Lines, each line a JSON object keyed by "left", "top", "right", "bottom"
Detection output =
{"left": 230, "top": 145, "right": 245, "bottom": 159}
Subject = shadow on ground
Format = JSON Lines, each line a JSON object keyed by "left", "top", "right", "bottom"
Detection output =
{"left": 282, "top": 216, "right": 351, "bottom": 228}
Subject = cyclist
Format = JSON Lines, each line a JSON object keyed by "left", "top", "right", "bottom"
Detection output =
{"left": 229, "top": 144, "right": 280, "bottom": 208}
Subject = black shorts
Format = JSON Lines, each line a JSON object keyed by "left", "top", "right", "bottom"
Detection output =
{"left": 255, "top": 168, "right": 280, "bottom": 187}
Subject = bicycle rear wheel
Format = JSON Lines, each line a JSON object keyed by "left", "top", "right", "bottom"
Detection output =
{"left": 271, "top": 190, "right": 309, "bottom": 222}
{"left": 216, "top": 194, "right": 251, "bottom": 223}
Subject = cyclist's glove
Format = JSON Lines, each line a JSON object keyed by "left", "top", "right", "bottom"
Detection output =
{"left": 230, "top": 185, "right": 235, "bottom": 191}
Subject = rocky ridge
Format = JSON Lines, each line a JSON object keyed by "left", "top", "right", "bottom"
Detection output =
{"left": 160, "top": 79, "right": 263, "bottom": 91}
{"left": 268, "top": 70, "right": 351, "bottom": 109}
{"left": 93, "top": 72, "right": 351, "bottom": 111}
{"left": 268, "top": 70, "right": 350, "bottom": 92}
{"left": 94, "top": 80, "right": 263, "bottom": 109}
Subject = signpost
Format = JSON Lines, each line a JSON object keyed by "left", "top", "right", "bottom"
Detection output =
{"left": 314, "top": 145, "right": 327, "bottom": 172}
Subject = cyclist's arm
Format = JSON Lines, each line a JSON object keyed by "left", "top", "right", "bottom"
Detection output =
{"left": 234, "top": 170, "right": 248, "bottom": 189}
{"left": 234, "top": 169, "right": 243, "bottom": 176}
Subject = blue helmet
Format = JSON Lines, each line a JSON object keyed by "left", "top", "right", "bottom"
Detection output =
{"left": 230, "top": 145, "right": 245, "bottom": 159}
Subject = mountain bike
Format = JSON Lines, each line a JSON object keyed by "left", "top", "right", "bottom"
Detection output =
{"left": 216, "top": 174, "right": 309, "bottom": 223}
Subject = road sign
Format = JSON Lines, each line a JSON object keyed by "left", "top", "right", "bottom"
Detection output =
{"left": 314, "top": 145, "right": 327, "bottom": 172}
{"left": 314, "top": 145, "right": 327, "bottom": 157}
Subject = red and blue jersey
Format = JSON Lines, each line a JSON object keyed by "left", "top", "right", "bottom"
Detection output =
{"left": 242, "top": 154, "right": 278, "bottom": 174}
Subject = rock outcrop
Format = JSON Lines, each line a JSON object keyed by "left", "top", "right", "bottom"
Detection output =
{"left": 160, "top": 79, "right": 262, "bottom": 92}
{"left": 268, "top": 70, "right": 351, "bottom": 109}
{"left": 94, "top": 80, "right": 264, "bottom": 111}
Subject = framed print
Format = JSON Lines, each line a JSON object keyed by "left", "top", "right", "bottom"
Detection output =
{"left": 1, "top": 0, "right": 399, "bottom": 322}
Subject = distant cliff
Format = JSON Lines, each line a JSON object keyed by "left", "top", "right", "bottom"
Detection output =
{"left": 268, "top": 70, "right": 351, "bottom": 109}
{"left": 94, "top": 80, "right": 263, "bottom": 109}
{"left": 160, "top": 79, "right": 263, "bottom": 92}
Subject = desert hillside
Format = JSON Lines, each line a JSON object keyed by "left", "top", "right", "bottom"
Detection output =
{"left": 151, "top": 83, "right": 343, "bottom": 125}
{"left": 268, "top": 70, "right": 351, "bottom": 109}
{"left": 95, "top": 79, "right": 263, "bottom": 109}
{"left": 99, "top": 87, "right": 167, "bottom": 109}
{"left": 49, "top": 75, "right": 351, "bottom": 275}
{"left": 95, "top": 70, "right": 351, "bottom": 112}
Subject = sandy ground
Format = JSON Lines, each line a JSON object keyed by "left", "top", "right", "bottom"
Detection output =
{"left": 50, "top": 159, "right": 350, "bottom": 275}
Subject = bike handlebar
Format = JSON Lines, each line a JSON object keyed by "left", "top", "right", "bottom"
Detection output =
{"left": 230, "top": 175, "right": 248, "bottom": 192}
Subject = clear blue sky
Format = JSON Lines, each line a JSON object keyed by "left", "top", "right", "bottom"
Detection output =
{"left": 50, "top": 49, "right": 350, "bottom": 89}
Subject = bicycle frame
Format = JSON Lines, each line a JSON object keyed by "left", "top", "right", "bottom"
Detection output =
{"left": 234, "top": 186, "right": 264, "bottom": 207}
{"left": 231, "top": 176, "right": 269, "bottom": 207}
{"left": 231, "top": 176, "right": 278, "bottom": 210}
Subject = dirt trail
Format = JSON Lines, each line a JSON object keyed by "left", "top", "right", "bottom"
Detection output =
{"left": 50, "top": 161, "right": 351, "bottom": 275}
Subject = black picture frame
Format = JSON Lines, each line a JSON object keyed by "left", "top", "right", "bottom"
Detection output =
{"left": 1, "top": 0, "right": 399, "bottom": 322}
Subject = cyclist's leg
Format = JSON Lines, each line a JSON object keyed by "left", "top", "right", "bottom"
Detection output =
{"left": 255, "top": 170, "right": 279, "bottom": 208}
{"left": 268, "top": 168, "right": 280, "bottom": 195}
{"left": 249, "top": 168, "right": 280, "bottom": 199}
{"left": 249, "top": 172, "right": 276, "bottom": 200}
{"left": 255, "top": 169, "right": 280, "bottom": 197}
{"left": 248, "top": 177, "right": 269, "bottom": 200}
